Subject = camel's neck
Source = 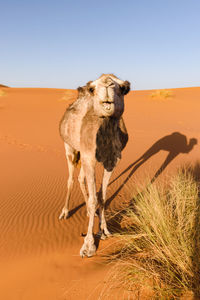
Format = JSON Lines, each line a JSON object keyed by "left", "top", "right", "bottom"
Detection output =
{"left": 95, "top": 116, "right": 128, "bottom": 172}
{"left": 59, "top": 96, "right": 93, "bottom": 150}
{"left": 69, "top": 96, "right": 93, "bottom": 116}
{"left": 185, "top": 140, "right": 195, "bottom": 153}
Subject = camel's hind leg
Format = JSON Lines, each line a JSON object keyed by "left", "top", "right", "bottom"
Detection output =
{"left": 59, "top": 143, "right": 76, "bottom": 219}
{"left": 78, "top": 166, "right": 88, "bottom": 207}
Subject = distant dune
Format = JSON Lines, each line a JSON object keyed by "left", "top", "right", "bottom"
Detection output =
{"left": 0, "top": 84, "right": 9, "bottom": 88}
{"left": 0, "top": 86, "right": 199, "bottom": 299}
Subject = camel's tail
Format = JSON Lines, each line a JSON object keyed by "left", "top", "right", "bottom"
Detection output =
{"left": 72, "top": 151, "right": 81, "bottom": 167}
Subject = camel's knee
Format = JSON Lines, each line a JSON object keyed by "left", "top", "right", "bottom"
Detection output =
{"left": 87, "top": 197, "right": 97, "bottom": 215}
{"left": 87, "top": 203, "right": 96, "bottom": 216}
{"left": 67, "top": 176, "right": 74, "bottom": 189}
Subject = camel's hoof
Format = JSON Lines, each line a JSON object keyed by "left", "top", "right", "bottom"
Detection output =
{"left": 104, "top": 229, "right": 112, "bottom": 238}
{"left": 100, "top": 233, "right": 107, "bottom": 240}
{"left": 80, "top": 241, "right": 96, "bottom": 258}
{"left": 97, "top": 230, "right": 111, "bottom": 240}
{"left": 59, "top": 208, "right": 69, "bottom": 220}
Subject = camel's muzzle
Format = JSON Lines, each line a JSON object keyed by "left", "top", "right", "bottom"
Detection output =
{"left": 102, "top": 101, "right": 114, "bottom": 111}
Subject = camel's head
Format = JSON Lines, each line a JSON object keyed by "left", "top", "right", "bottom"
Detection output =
{"left": 78, "top": 74, "right": 130, "bottom": 118}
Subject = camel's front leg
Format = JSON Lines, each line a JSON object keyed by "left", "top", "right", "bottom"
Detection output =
{"left": 98, "top": 159, "right": 120, "bottom": 239}
{"left": 59, "top": 146, "right": 75, "bottom": 219}
{"left": 80, "top": 160, "right": 97, "bottom": 258}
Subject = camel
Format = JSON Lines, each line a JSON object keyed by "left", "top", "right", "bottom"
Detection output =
{"left": 59, "top": 74, "right": 130, "bottom": 257}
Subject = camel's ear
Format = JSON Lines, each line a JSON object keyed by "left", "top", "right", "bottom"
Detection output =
{"left": 120, "top": 81, "right": 130, "bottom": 95}
{"left": 77, "top": 86, "right": 87, "bottom": 97}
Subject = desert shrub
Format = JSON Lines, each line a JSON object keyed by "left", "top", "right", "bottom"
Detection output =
{"left": 0, "top": 89, "right": 6, "bottom": 97}
{"left": 150, "top": 89, "right": 173, "bottom": 100}
{"left": 101, "top": 167, "right": 200, "bottom": 299}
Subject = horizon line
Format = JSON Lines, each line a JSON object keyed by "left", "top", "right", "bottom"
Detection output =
{"left": 2, "top": 85, "right": 199, "bottom": 91}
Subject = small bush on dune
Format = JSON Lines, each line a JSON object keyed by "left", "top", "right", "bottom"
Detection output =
{"left": 0, "top": 89, "right": 6, "bottom": 108}
{"left": 101, "top": 166, "right": 200, "bottom": 299}
{"left": 150, "top": 89, "right": 173, "bottom": 100}
{"left": 0, "top": 89, "right": 6, "bottom": 97}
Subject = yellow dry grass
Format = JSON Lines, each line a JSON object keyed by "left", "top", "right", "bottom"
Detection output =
{"left": 150, "top": 89, "right": 174, "bottom": 100}
{"left": 100, "top": 165, "right": 200, "bottom": 299}
{"left": 0, "top": 89, "right": 6, "bottom": 97}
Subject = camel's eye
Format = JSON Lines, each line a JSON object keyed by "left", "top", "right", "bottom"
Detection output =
{"left": 89, "top": 87, "right": 94, "bottom": 94}
{"left": 120, "top": 86, "right": 125, "bottom": 94}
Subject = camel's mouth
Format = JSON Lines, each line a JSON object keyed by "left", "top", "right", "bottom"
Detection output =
{"left": 102, "top": 101, "right": 114, "bottom": 111}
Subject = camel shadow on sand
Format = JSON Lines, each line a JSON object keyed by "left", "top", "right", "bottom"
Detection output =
{"left": 69, "top": 132, "right": 197, "bottom": 220}
{"left": 105, "top": 131, "right": 197, "bottom": 209}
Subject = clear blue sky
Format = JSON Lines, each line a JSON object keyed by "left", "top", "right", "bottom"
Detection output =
{"left": 1, "top": 0, "right": 200, "bottom": 90}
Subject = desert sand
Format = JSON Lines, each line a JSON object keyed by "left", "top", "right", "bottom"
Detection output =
{"left": 0, "top": 86, "right": 199, "bottom": 299}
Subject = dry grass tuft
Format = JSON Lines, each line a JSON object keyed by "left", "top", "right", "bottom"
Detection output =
{"left": 0, "top": 89, "right": 6, "bottom": 108}
{"left": 0, "top": 89, "right": 6, "bottom": 97}
{"left": 150, "top": 89, "right": 173, "bottom": 100}
{"left": 101, "top": 165, "right": 200, "bottom": 299}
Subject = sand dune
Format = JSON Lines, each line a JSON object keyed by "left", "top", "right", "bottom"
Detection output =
{"left": 0, "top": 84, "right": 9, "bottom": 88}
{"left": 0, "top": 86, "right": 199, "bottom": 299}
